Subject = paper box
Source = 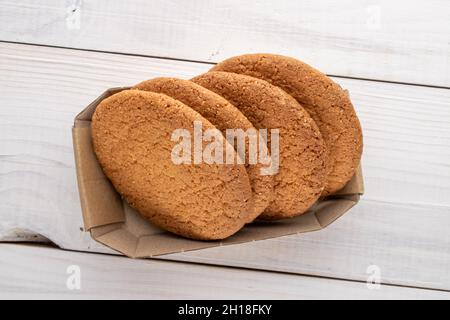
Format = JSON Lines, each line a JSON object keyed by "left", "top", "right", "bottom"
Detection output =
{"left": 73, "top": 87, "right": 364, "bottom": 258}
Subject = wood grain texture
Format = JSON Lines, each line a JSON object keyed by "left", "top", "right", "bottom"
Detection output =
{"left": 1, "top": 244, "right": 448, "bottom": 299}
{"left": 0, "top": 0, "right": 449, "bottom": 87}
{"left": 1, "top": 42, "right": 450, "bottom": 290}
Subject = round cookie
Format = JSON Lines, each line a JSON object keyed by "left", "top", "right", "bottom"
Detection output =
{"left": 92, "top": 89, "right": 253, "bottom": 240}
{"left": 211, "top": 54, "right": 363, "bottom": 195}
{"left": 133, "top": 77, "right": 274, "bottom": 221}
{"left": 192, "top": 72, "right": 326, "bottom": 219}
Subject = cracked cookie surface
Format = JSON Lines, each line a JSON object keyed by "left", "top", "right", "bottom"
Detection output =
{"left": 92, "top": 89, "right": 253, "bottom": 239}
{"left": 212, "top": 54, "right": 363, "bottom": 195}
{"left": 193, "top": 72, "right": 326, "bottom": 219}
{"left": 133, "top": 77, "right": 274, "bottom": 221}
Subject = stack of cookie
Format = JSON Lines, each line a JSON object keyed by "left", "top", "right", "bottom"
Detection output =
{"left": 92, "top": 54, "right": 363, "bottom": 241}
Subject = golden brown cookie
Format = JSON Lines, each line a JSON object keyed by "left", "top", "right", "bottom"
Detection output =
{"left": 192, "top": 72, "right": 326, "bottom": 219}
{"left": 91, "top": 89, "right": 253, "bottom": 239}
{"left": 211, "top": 54, "right": 363, "bottom": 195}
{"left": 133, "top": 78, "right": 274, "bottom": 221}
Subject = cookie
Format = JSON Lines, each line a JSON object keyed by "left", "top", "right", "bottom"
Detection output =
{"left": 192, "top": 72, "right": 326, "bottom": 219}
{"left": 133, "top": 77, "right": 274, "bottom": 221}
{"left": 211, "top": 54, "right": 363, "bottom": 195}
{"left": 91, "top": 89, "right": 253, "bottom": 239}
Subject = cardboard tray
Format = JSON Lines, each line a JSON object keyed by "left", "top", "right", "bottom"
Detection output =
{"left": 73, "top": 87, "right": 364, "bottom": 258}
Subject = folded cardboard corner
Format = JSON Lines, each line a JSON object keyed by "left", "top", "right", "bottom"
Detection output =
{"left": 73, "top": 87, "right": 364, "bottom": 258}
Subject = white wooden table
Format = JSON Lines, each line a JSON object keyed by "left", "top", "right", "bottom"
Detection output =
{"left": 1, "top": 0, "right": 449, "bottom": 299}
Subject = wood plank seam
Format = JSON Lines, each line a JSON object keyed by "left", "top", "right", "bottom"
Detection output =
{"left": 2, "top": 40, "right": 449, "bottom": 90}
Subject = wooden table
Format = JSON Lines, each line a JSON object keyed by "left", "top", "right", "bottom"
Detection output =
{"left": 1, "top": 0, "right": 449, "bottom": 299}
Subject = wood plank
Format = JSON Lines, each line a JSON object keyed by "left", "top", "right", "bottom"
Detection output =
{"left": 0, "top": 0, "right": 449, "bottom": 87}
{"left": 167, "top": 200, "right": 450, "bottom": 291}
{"left": 1, "top": 42, "right": 450, "bottom": 290}
{"left": 1, "top": 244, "right": 448, "bottom": 299}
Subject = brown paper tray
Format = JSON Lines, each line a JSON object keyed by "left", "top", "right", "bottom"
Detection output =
{"left": 73, "top": 87, "right": 364, "bottom": 258}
